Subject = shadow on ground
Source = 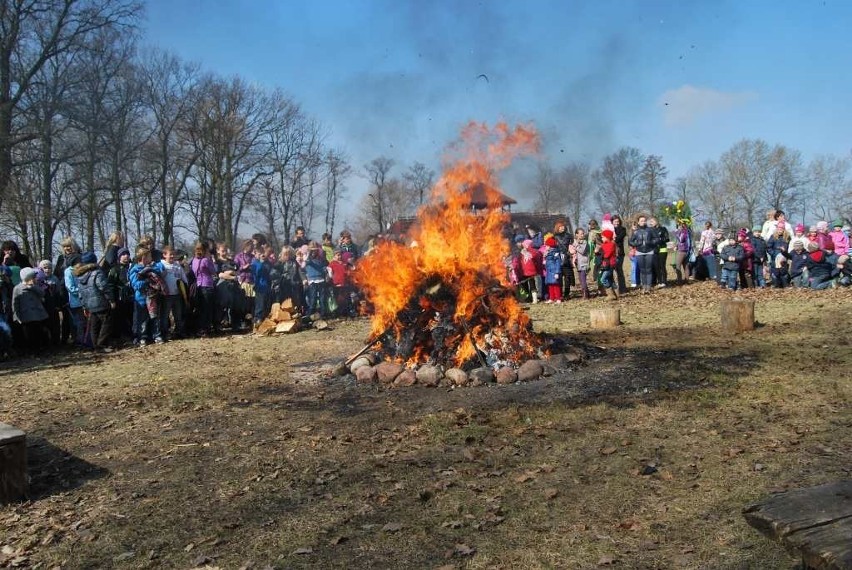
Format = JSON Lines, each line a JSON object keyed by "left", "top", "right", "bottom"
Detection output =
{"left": 25, "top": 437, "right": 108, "bottom": 500}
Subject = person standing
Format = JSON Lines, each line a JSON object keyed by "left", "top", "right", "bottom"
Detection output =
{"left": 611, "top": 215, "right": 628, "bottom": 294}
{"left": 629, "top": 215, "right": 657, "bottom": 294}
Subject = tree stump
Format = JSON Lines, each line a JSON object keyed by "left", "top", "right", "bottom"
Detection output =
{"left": 590, "top": 308, "right": 620, "bottom": 329}
{"left": 0, "top": 423, "right": 27, "bottom": 504}
{"left": 721, "top": 298, "right": 755, "bottom": 333}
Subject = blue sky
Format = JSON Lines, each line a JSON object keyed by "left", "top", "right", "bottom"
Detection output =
{"left": 143, "top": 0, "right": 852, "bottom": 215}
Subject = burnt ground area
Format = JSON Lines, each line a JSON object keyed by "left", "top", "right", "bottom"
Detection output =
{"left": 1, "top": 282, "right": 851, "bottom": 569}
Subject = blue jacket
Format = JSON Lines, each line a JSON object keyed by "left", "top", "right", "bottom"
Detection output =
{"left": 76, "top": 264, "right": 114, "bottom": 313}
{"left": 251, "top": 259, "right": 271, "bottom": 294}
{"left": 543, "top": 248, "right": 563, "bottom": 285}
{"left": 128, "top": 262, "right": 164, "bottom": 306}
{"left": 304, "top": 254, "right": 328, "bottom": 282}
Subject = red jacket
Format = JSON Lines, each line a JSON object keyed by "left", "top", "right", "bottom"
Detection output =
{"left": 520, "top": 246, "right": 542, "bottom": 278}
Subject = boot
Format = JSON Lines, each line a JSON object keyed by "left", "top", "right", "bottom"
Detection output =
{"left": 612, "top": 288, "right": 619, "bottom": 300}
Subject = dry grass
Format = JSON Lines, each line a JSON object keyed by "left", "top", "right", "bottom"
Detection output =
{"left": 1, "top": 281, "right": 851, "bottom": 569}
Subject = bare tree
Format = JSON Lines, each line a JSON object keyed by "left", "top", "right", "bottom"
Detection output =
{"left": 762, "top": 144, "right": 804, "bottom": 216}
{"left": 533, "top": 162, "right": 559, "bottom": 211}
{"left": 688, "top": 160, "right": 738, "bottom": 231}
{"left": 720, "top": 139, "right": 770, "bottom": 229}
{"left": 322, "top": 148, "right": 350, "bottom": 236}
{"left": 560, "top": 161, "right": 591, "bottom": 229}
{"left": 805, "top": 154, "right": 852, "bottom": 223}
{"left": 364, "top": 157, "right": 395, "bottom": 233}
{"left": 140, "top": 49, "right": 201, "bottom": 246}
{"left": 0, "top": 0, "right": 140, "bottom": 204}
{"left": 640, "top": 154, "right": 668, "bottom": 214}
{"left": 403, "top": 161, "right": 434, "bottom": 208}
{"left": 594, "top": 147, "right": 644, "bottom": 218}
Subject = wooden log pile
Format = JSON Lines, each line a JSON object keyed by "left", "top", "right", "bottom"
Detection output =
{"left": 255, "top": 299, "right": 302, "bottom": 336}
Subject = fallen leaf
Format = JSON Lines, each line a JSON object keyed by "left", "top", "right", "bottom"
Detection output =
{"left": 441, "top": 520, "right": 464, "bottom": 529}
{"left": 454, "top": 543, "right": 476, "bottom": 557}
{"left": 600, "top": 446, "right": 617, "bottom": 455}
{"left": 544, "top": 488, "right": 559, "bottom": 500}
{"left": 292, "top": 547, "right": 313, "bottom": 555}
{"left": 514, "top": 472, "right": 536, "bottom": 483}
{"left": 597, "top": 555, "right": 617, "bottom": 565}
{"left": 382, "top": 522, "right": 403, "bottom": 533}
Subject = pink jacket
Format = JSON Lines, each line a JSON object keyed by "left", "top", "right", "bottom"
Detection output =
{"left": 829, "top": 229, "right": 849, "bottom": 256}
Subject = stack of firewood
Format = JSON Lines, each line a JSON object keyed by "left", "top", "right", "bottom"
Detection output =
{"left": 255, "top": 299, "right": 301, "bottom": 335}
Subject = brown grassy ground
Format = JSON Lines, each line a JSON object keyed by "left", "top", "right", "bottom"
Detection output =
{"left": 1, "top": 281, "right": 851, "bottom": 569}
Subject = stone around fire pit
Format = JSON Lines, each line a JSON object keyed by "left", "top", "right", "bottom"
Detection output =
{"left": 445, "top": 368, "right": 469, "bottom": 387}
{"left": 415, "top": 364, "right": 442, "bottom": 387}
{"left": 376, "top": 362, "right": 404, "bottom": 385}
{"left": 469, "top": 367, "right": 495, "bottom": 384}
{"left": 355, "top": 365, "right": 378, "bottom": 384}
{"left": 349, "top": 356, "right": 373, "bottom": 373}
{"left": 517, "top": 360, "right": 545, "bottom": 382}
{"left": 495, "top": 367, "right": 518, "bottom": 385}
{"left": 393, "top": 369, "right": 417, "bottom": 387}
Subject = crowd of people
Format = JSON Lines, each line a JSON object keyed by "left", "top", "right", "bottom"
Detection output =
{"left": 2, "top": 207, "right": 850, "bottom": 359}
{"left": 0, "top": 227, "right": 361, "bottom": 358}
{"left": 506, "top": 209, "right": 852, "bottom": 302}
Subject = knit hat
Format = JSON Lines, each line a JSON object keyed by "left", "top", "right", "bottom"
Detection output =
{"left": 752, "top": 226, "right": 762, "bottom": 233}
{"left": 807, "top": 242, "right": 819, "bottom": 252}
{"left": 544, "top": 237, "right": 557, "bottom": 247}
{"left": 816, "top": 221, "right": 828, "bottom": 232}
{"left": 791, "top": 239, "right": 805, "bottom": 249}
{"left": 19, "top": 267, "right": 36, "bottom": 282}
{"left": 833, "top": 219, "right": 844, "bottom": 228}
{"left": 81, "top": 251, "right": 97, "bottom": 265}
{"left": 737, "top": 229, "right": 748, "bottom": 239}
{"left": 601, "top": 229, "right": 614, "bottom": 240}
{"left": 117, "top": 247, "right": 130, "bottom": 259}
{"left": 795, "top": 223, "right": 805, "bottom": 234}
{"left": 808, "top": 226, "right": 817, "bottom": 234}
{"left": 776, "top": 221, "right": 785, "bottom": 231}
{"left": 522, "top": 239, "right": 533, "bottom": 249}
{"left": 602, "top": 213, "right": 612, "bottom": 222}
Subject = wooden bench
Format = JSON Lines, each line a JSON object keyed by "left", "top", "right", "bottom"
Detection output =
{"left": 743, "top": 480, "right": 852, "bottom": 569}
{"left": 0, "top": 422, "right": 27, "bottom": 503}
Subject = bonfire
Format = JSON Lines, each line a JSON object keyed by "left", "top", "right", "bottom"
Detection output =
{"left": 353, "top": 122, "right": 545, "bottom": 372}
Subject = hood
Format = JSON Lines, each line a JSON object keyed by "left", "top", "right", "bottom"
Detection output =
{"left": 73, "top": 263, "right": 98, "bottom": 278}
{"left": 809, "top": 250, "right": 825, "bottom": 263}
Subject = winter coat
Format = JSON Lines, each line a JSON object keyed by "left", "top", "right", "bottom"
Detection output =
{"left": 613, "top": 226, "right": 627, "bottom": 257}
{"left": 234, "top": 251, "right": 255, "bottom": 284}
{"left": 789, "top": 250, "right": 809, "bottom": 277}
{"left": 251, "top": 259, "right": 271, "bottom": 294}
{"left": 829, "top": 229, "right": 849, "bottom": 256}
{"left": 720, "top": 243, "right": 744, "bottom": 271}
{"left": 76, "top": 264, "right": 114, "bottom": 313}
{"left": 64, "top": 265, "right": 82, "bottom": 309}
{"left": 805, "top": 250, "right": 835, "bottom": 281}
{"left": 674, "top": 227, "right": 692, "bottom": 253}
{"left": 766, "top": 235, "right": 790, "bottom": 266}
{"left": 599, "top": 241, "right": 617, "bottom": 269}
{"left": 128, "top": 262, "right": 164, "bottom": 306}
{"left": 571, "top": 239, "right": 593, "bottom": 271}
{"left": 191, "top": 256, "right": 217, "bottom": 288}
{"left": 543, "top": 247, "right": 563, "bottom": 285}
{"left": 108, "top": 264, "right": 133, "bottom": 303}
{"left": 304, "top": 252, "right": 328, "bottom": 282}
{"left": 519, "top": 246, "right": 543, "bottom": 278}
{"left": 12, "top": 283, "right": 48, "bottom": 323}
{"left": 628, "top": 226, "right": 657, "bottom": 254}
{"left": 552, "top": 230, "right": 573, "bottom": 265}
{"left": 653, "top": 226, "right": 670, "bottom": 252}
{"left": 740, "top": 239, "right": 755, "bottom": 271}
{"left": 750, "top": 236, "right": 768, "bottom": 264}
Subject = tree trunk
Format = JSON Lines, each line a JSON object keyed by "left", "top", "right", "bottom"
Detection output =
{"left": 590, "top": 308, "right": 621, "bottom": 329}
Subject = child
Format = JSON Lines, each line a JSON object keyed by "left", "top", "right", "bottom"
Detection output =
{"left": 128, "top": 247, "right": 164, "bottom": 346}
{"left": 542, "top": 237, "right": 563, "bottom": 303}
{"left": 829, "top": 219, "right": 849, "bottom": 256}
{"left": 251, "top": 246, "right": 272, "bottom": 326}
{"left": 327, "top": 248, "right": 352, "bottom": 315}
{"left": 570, "top": 228, "right": 593, "bottom": 300}
{"left": 159, "top": 245, "right": 188, "bottom": 340}
{"left": 38, "top": 260, "right": 63, "bottom": 345}
{"left": 76, "top": 252, "right": 115, "bottom": 351}
{"left": 598, "top": 229, "right": 618, "bottom": 299}
{"left": 805, "top": 242, "right": 835, "bottom": 290}
{"left": 750, "top": 226, "right": 768, "bottom": 288}
{"left": 720, "top": 233, "right": 744, "bottom": 290}
{"left": 303, "top": 241, "right": 329, "bottom": 317}
{"left": 108, "top": 248, "right": 134, "bottom": 341}
{"left": 271, "top": 246, "right": 304, "bottom": 309}
{"left": 788, "top": 240, "right": 809, "bottom": 288}
{"left": 766, "top": 225, "right": 790, "bottom": 288}
{"left": 12, "top": 267, "right": 49, "bottom": 352}
{"left": 63, "top": 251, "right": 86, "bottom": 346}
{"left": 519, "top": 239, "right": 543, "bottom": 303}
{"left": 192, "top": 241, "right": 219, "bottom": 336}
{"left": 234, "top": 239, "right": 255, "bottom": 322}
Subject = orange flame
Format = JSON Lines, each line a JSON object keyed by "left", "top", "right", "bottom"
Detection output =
{"left": 354, "top": 121, "right": 542, "bottom": 367}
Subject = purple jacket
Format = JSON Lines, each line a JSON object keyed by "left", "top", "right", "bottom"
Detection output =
{"left": 675, "top": 227, "right": 692, "bottom": 253}
{"left": 233, "top": 251, "right": 255, "bottom": 284}
{"left": 191, "top": 256, "right": 217, "bottom": 288}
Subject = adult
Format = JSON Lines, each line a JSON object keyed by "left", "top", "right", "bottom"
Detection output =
{"left": 696, "top": 221, "right": 718, "bottom": 281}
{"left": 137, "top": 235, "right": 162, "bottom": 263}
{"left": 290, "top": 226, "right": 310, "bottom": 249}
{"left": 673, "top": 220, "right": 693, "bottom": 284}
{"left": 628, "top": 215, "right": 657, "bottom": 294}
{"left": 2, "top": 240, "right": 32, "bottom": 270}
{"left": 100, "top": 230, "right": 125, "bottom": 271}
{"left": 648, "top": 218, "right": 669, "bottom": 287}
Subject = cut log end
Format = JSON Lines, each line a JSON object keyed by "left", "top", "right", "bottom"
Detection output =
{"left": 590, "top": 308, "right": 621, "bottom": 329}
{"left": 720, "top": 298, "right": 755, "bottom": 333}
